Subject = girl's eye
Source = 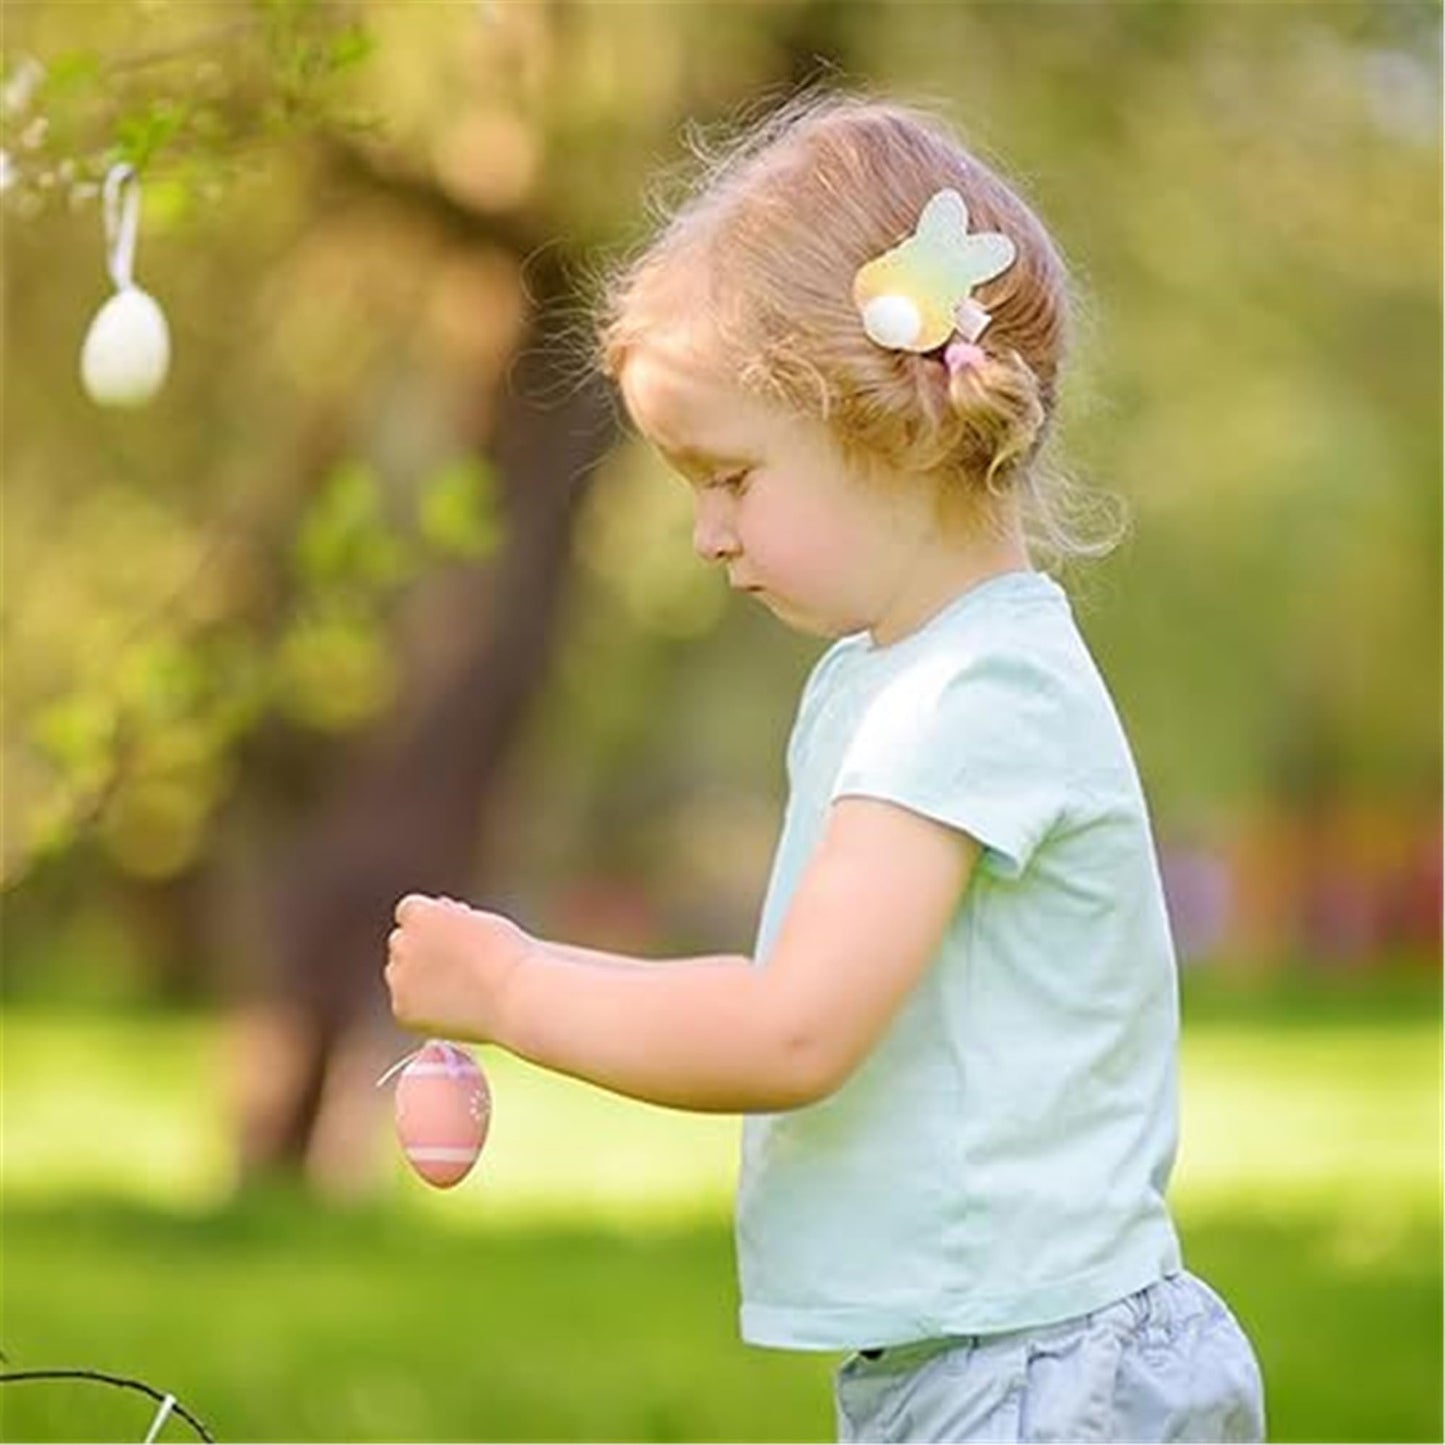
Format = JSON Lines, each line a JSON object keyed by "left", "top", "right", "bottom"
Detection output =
{"left": 713, "top": 469, "right": 751, "bottom": 493}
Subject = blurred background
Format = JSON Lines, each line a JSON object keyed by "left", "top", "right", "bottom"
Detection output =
{"left": 2, "top": 1, "right": 1440, "bottom": 1440}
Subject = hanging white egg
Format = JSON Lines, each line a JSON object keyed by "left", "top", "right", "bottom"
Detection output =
{"left": 80, "top": 285, "right": 170, "bottom": 407}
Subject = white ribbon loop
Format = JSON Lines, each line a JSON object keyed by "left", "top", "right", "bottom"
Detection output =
{"left": 102, "top": 162, "right": 140, "bottom": 291}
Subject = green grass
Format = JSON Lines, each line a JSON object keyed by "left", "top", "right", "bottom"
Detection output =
{"left": 1, "top": 972, "right": 1440, "bottom": 1442}
{"left": 0, "top": 1197, "right": 827, "bottom": 1443}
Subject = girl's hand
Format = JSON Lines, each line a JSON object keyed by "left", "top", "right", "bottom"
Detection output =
{"left": 385, "top": 894, "right": 533, "bottom": 1043}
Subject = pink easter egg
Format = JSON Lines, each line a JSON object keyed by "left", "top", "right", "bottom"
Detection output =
{"left": 394, "top": 1040, "right": 492, "bottom": 1188}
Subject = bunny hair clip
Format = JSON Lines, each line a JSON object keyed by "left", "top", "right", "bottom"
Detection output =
{"left": 853, "top": 188, "right": 1016, "bottom": 375}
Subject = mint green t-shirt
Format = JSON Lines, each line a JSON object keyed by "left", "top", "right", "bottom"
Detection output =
{"left": 737, "top": 569, "right": 1184, "bottom": 1350}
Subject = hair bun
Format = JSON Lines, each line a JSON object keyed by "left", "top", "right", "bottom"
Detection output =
{"left": 940, "top": 345, "right": 1046, "bottom": 495}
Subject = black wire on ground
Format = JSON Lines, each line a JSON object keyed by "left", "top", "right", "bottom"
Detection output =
{"left": 0, "top": 1368, "right": 216, "bottom": 1441}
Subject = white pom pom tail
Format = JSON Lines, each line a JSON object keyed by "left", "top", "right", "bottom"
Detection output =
{"left": 860, "top": 294, "right": 922, "bottom": 350}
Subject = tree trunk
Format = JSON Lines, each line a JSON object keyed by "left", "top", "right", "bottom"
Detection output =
{"left": 233, "top": 250, "right": 617, "bottom": 1193}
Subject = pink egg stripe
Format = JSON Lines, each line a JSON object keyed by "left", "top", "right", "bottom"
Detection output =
{"left": 403, "top": 1062, "right": 484, "bottom": 1079}
{"left": 405, "top": 1146, "right": 479, "bottom": 1162}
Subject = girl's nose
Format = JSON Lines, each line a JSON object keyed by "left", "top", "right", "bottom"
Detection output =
{"left": 692, "top": 496, "right": 740, "bottom": 563}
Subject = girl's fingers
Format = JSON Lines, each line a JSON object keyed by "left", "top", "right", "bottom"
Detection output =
{"left": 394, "top": 893, "right": 430, "bottom": 925}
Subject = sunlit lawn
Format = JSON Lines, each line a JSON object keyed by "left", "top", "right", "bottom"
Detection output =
{"left": 2, "top": 971, "right": 1440, "bottom": 1442}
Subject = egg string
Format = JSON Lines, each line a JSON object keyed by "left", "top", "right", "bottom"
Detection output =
{"left": 374, "top": 1046, "right": 425, "bottom": 1089}
{"left": 102, "top": 162, "right": 141, "bottom": 291}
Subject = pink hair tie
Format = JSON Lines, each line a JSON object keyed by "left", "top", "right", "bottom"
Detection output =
{"left": 943, "top": 338, "right": 987, "bottom": 376}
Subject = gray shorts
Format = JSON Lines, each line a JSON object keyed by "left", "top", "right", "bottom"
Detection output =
{"left": 834, "top": 1269, "right": 1265, "bottom": 1443}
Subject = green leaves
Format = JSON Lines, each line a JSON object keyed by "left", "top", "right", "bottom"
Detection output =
{"left": 274, "top": 603, "right": 398, "bottom": 733}
{"left": 292, "top": 454, "right": 502, "bottom": 591}
{"left": 418, "top": 456, "right": 501, "bottom": 560}
{"left": 112, "top": 97, "right": 186, "bottom": 173}
{"left": 276, "top": 454, "right": 503, "bottom": 733}
{"left": 292, "top": 460, "right": 414, "bottom": 593}
{"left": 6, "top": 452, "right": 504, "bottom": 882}
{"left": 2, "top": 3, "right": 379, "bottom": 219}
{"left": 29, "top": 690, "right": 118, "bottom": 781}
{"left": 261, "top": 0, "right": 378, "bottom": 135}
{"left": 17, "top": 628, "right": 272, "bottom": 879}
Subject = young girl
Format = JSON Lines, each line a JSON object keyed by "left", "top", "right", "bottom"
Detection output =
{"left": 384, "top": 92, "right": 1267, "bottom": 1443}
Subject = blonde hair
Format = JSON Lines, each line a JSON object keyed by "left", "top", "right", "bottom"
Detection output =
{"left": 594, "top": 88, "right": 1125, "bottom": 564}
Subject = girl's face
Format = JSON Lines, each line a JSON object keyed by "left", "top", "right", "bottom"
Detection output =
{"left": 619, "top": 344, "right": 921, "bottom": 639}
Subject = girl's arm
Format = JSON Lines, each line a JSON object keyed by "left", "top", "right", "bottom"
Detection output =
{"left": 386, "top": 796, "right": 979, "bottom": 1113}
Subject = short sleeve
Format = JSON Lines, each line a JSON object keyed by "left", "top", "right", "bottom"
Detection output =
{"left": 829, "top": 647, "right": 1073, "bottom": 880}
